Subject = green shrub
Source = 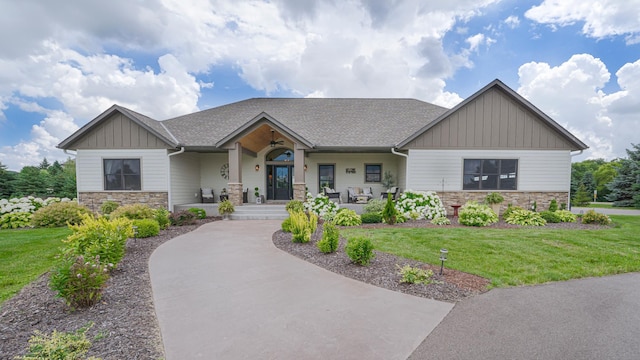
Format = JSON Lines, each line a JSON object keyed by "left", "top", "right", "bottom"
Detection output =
{"left": 504, "top": 208, "right": 547, "bottom": 226}
{"left": 317, "top": 222, "right": 340, "bottom": 253}
{"left": 64, "top": 214, "right": 132, "bottom": 267}
{"left": 555, "top": 210, "right": 577, "bottom": 223}
{"left": 548, "top": 199, "right": 558, "bottom": 212}
{"left": 333, "top": 209, "right": 362, "bottom": 226}
{"left": 154, "top": 207, "right": 171, "bottom": 230}
{"left": 169, "top": 211, "right": 197, "bottom": 226}
{"left": 458, "top": 201, "right": 498, "bottom": 227}
{"left": 581, "top": 210, "right": 612, "bottom": 225}
{"left": 109, "top": 203, "right": 155, "bottom": 220}
{"left": 485, "top": 192, "right": 504, "bottom": 204}
{"left": 132, "top": 219, "right": 160, "bottom": 238}
{"left": 363, "top": 199, "right": 385, "bottom": 214}
{"left": 0, "top": 211, "right": 32, "bottom": 229}
{"left": 285, "top": 200, "right": 305, "bottom": 213}
{"left": 30, "top": 202, "right": 92, "bottom": 228}
{"left": 281, "top": 217, "right": 293, "bottom": 232}
{"left": 539, "top": 210, "right": 561, "bottom": 223}
{"left": 345, "top": 236, "right": 375, "bottom": 266}
{"left": 309, "top": 212, "right": 318, "bottom": 235}
{"left": 17, "top": 323, "right": 100, "bottom": 360}
{"left": 100, "top": 200, "right": 119, "bottom": 215}
{"left": 502, "top": 204, "right": 523, "bottom": 219}
{"left": 431, "top": 216, "right": 451, "bottom": 225}
{"left": 397, "top": 265, "right": 434, "bottom": 285}
{"left": 560, "top": 202, "right": 567, "bottom": 210}
{"left": 49, "top": 255, "right": 112, "bottom": 309}
{"left": 289, "top": 210, "right": 312, "bottom": 243}
{"left": 218, "top": 199, "right": 235, "bottom": 215}
{"left": 382, "top": 194, "right": 398, "bottom": 225}
{"left": 188, "top": 207, "right": 207, "bottom": 219}
{"left": 361, "top": 212, "right": 382, "bottom": 223}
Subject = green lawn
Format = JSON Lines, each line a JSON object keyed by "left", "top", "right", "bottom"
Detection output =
{"left": 342, "top": 215, "right": 640, "bottom": 288}
{"left": 587, "top": 202, "right": 635, "bottom": 209}
{"left": 0, "top": 227, "right": 71, "bottom": 305}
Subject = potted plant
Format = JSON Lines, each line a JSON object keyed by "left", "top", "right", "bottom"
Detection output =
{"left": 381, "top": 170, "right": 395, "bottom": 191}
{"left": 254, "top": 187, "right": 262, "bottom": 204}
{"left": 218, "top": 199, "right": 234, "bottom": 220}
{"left": 485, "top": 192, "right": 504, "bottom": 216}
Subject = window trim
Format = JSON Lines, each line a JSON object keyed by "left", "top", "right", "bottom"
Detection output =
{"left": 462, "top": 158, "right": 518, "bottom": 191}
{"left": 103, "top": 158, "right": 142, "bottom": 191}
{"left": 364, "top": 163, "right": 382, "bottom": 183}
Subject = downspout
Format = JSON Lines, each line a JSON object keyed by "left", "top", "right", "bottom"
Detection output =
{"left": 391, "top": 147, "right": 409, "bottom": 190}
{"left": 167, "top": 147, "right": 185, "bottom": 212}
{"left": 568, "top": 149, "right": 584, "bottom": 209}
{"left": 63, "top": 149, "right": 78, "bottom": 201}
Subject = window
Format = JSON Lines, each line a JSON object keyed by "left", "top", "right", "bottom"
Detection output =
{"left": 463, "top": 159, "right": 517, "bottom": 190}
{"left": 104, "top": 159, "right": 141, "bottom": 190}
{"left": 318, "top": 164, "right": 335, "bottom": 190}
{"left": 365, "top": 164, "right": 382, "bottom": 183}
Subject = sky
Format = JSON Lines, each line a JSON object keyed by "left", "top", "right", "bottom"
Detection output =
{"left": 0, "top": 0, "right": 639, "bottom": 171}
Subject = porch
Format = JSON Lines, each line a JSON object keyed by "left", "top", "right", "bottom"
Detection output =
{"left": 174, "top": 202, "right": 367, "bottom": 220}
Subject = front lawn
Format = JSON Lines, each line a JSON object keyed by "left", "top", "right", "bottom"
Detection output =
{"left": 342, "top": 215, "right": 640, "bottom": 287}
{"left": 0, "top": 227, "right": 71, "bottom": 305}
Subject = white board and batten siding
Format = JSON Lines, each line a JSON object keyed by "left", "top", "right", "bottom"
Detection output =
{"left": 406, "top": 149, "right": 571, "bottom": 192}
{"left": 76, "top": 149, "right": 169, "bottom": 192}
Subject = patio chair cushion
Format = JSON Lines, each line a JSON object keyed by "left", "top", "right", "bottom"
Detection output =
{"left": 201, "top": 188, "right": 214, "bottom": 198}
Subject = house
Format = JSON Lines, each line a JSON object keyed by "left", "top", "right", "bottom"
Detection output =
{"left": 58, "top": 79, "right": 588, "bottom": 213}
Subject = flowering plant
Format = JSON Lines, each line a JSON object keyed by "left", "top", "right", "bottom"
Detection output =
{"left": 394, "top": 190, "right": 446, "bottom": 220}
{"left": 0, "top": 196, "right": 72, "bottom": 215}
{"left": 304, "top": 192, "right": 339, "bottom": 220}
{"left": 458, "top": 201, "right": 498, "bottom": 227}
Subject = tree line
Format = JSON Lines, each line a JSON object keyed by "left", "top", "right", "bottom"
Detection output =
{"left": 0, "top": 158, "right": 77, "bottom": 199}
{"left": 572, "top": 143, "right": 640, "bottom": 208}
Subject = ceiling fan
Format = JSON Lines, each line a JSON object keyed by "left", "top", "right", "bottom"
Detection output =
{"left": 269, "top": 129, "right": 284, "bottom": 147}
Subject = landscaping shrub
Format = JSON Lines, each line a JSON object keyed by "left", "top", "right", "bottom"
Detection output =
{"left": 363, "top": 199, "right": 385, "bottom": 214}
{"left": 109, "top": 203, "right": 155, "bottom": 220}
{"left": 289, "top": 210, "right": 312, "bottom": 243}
{"left": 285, "top": 200, "right": 304, "bottom": 213}
{"left": 504, "top": 208, "right": 546, "bottom": 226}
{"left": 30, "top": 201, "right": 92, "bottom": 228}
{"left": 132, "top": 219, "right": 160, "bottom": 238}
{"left": 539, "top": 210, "right": 561, "bottom": 223}
{"left": 218, "top": 199, "right": 235, "bottom": 216}
{"left": 345, "top": 236, "right": 375, "bottom": 266}
{"left": 304, "top": 193, "right": 339, "bottom": 220}
{"left": 281, "top": 217, "right": 293, "bottom": 232}
{"left": 397, "top": 265, "right": 434, "bottom": 285}
{"left": 485, "top": 192, "right": 504, "bottom": 205}
{"left": 548, "top": 199, "right": 558, "bottom": 212}
{"left": 188, "top": 207, "right": 207, "bottom": 219}
{"left": 0, "top": 211, "right": 32, "bottom": 229}
{"left": 100, "top": 200, "right": 119, "bottom": 215}
{"left": 317, "top": 221, "right": 339, "bottom": 253}
{"left": 333, "top": 209, "right": 362, "bottom": 226}
{"left": 431, "top": 216, "right": 451, "bottom": 225}
{"left": 395, "top": 190, "right": 446, "bottom": 220}
{"left": 308, "top": 211, "right": 318, "bottom": 235}
{"left": 555, "top": 210, "right": 577, "bottom": 223}
{"left": 458, "top": 201, "right": 498, "bottom": 227}
{"left": 360, "top": 212, "right": 382, "bottom": 223}
{"left": 382, "top": 194, "right": 398, "bottom": 225}
{"left": 581, "top": 210, "right": 612, "bottom": 225}
{"left": 17, "top": 323, "right": 100, "bottom": 360}
{"left": 64, "top": 214, "right": 132, "bottom": 267}
{"left": 154, "top": 207, "right": 171, "bottom": 230}
{"left": 169, "top": 210, "right": 197, "bottom": 226}
{"left": 49, "top": 254, "right": 112, "bottom": 309}
{"left": 502, "top": 204, "right": 523, "bottom": 219}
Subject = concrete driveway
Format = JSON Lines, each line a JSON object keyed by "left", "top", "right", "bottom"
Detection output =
{"left": 409, "top": 272, "right": 640, "bottom": 360}
{"left": 149, "top": 220, "right": 453, "bottom": 360}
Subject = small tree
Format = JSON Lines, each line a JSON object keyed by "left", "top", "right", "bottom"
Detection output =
{"left": 573, "top": 183, "right": 592, "bottom": 206}
{"left": 382, "top": 193, "right": 397, "bottom": 225}
{"left": 381, "top": 171, "right": 395, "bottom": 189}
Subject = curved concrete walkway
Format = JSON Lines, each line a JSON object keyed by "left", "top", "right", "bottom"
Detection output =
{"left": 150, "top": 220, "right": 453, "bottom": 359}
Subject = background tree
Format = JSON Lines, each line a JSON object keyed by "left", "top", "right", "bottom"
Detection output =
{"left": 607, "top": 144, "right": 640, "bottom": 208}
{"left": 0, "top": 161, "right": 17, "bottom": 198}
{"left": 572, "top": 183, "right": 592, "bottom": 206}
{"left": 593, "top": 161, "right": 621, "bottom": 201}
{"left": 13, "top": 166, "right": 51, "bottom": 197}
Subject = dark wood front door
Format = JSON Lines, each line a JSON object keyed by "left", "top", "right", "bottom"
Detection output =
{"left": 267, "top": 165, "right": 293, "bottom": 200}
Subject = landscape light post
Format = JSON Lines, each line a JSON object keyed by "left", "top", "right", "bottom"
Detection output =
{"left": 439, "top": 248, "right": 448, "bottom": 275}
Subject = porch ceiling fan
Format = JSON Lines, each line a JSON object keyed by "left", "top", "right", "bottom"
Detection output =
{"left": 269, "top": 129, "right": 284, "bottom": 147}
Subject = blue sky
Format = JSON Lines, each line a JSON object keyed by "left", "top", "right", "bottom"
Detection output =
{"left": 1, "top": 0, "right": 639, "bottom": 171}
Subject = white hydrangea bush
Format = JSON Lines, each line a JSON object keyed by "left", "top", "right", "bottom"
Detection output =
{"left": 394, "top": 190, "right": 446, "bottom": 220}
{"left": 0, "top": 196, "right": 72, "bottom": 215}
{"left": 304, "top": 192, "right": 339, "bottom": 220}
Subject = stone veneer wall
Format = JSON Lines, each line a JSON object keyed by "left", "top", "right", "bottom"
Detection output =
{"left": 293, "top": 183, "right": 306, "bottom": 202}
{"left": 437, "top": 191, "right": 569, "bottom": 213}
{"left": 79, "top": 192, "right": 168, "bottom": 213}
{"left": 228, "top": 183, "right": 243, "bottom": 206}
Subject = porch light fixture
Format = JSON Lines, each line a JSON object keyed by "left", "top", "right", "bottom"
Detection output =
{"left": 255, "top": 164, "right": 260, "bottom": 171}
{"left": 439, "top": 248, "right": 448, "bottom": 275}
{"left": 304, "top": 164, "right": 308, "bottom": 171}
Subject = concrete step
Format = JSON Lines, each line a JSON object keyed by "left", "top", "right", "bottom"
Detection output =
{"left": 230, "top": 205, "right": 288, "bottom": 220}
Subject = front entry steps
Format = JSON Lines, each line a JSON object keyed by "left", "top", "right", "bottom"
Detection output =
{"left": 230, "top": 204, "right": 288, "bottom": 220}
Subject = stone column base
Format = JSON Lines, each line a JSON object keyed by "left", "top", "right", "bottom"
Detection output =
{"left": 228, "top": 183, "right": 243, "bottom": 206}
{"left": 293, "top": 183, "right": 306, "bottom": 201}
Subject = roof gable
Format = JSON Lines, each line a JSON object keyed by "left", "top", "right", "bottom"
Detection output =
{"left": 397, "top": 79, "right": 588, "bottom": 151}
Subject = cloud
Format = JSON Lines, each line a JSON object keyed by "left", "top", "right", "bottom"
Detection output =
{"left": 525, "top": 0, "right": 640, "bottom": 43}
{"left": 517, "top": 53, "right": 640, "bottom": 160}
{"left": 504, "top": 15, "right": 520, "bottom": 28}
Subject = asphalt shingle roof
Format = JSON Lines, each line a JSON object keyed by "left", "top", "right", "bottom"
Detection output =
{"left": 162, "top": 98, "right": 449, "bottom": 148}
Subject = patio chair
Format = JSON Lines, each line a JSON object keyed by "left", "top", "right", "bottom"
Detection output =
{"left": 200, "top": 188, "right": 215, "bottom": 203}
{"left": 380, "top": 187, "right": 398, "bottom": 200}
{"left": 323, "top": 187, "right": 341, "bottom": 203}
{"left": 347, "top": 187, "right": 373, "bottom": 203}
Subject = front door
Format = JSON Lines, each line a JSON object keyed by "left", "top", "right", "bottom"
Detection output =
{"left": 267, "top": 164, "right": 293, "bottom": 200}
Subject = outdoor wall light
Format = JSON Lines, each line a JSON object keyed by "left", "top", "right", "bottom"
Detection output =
{"left": 255, "top": 164, "right": 260, "bottom": 171}
{"left": 439, "top": 248, "right": 448, "bottom": 275}
{"left": 304, "top": 164, "right": 308, "bottom": 171}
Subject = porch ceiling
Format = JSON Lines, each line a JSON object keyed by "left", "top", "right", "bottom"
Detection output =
{"left": 239, "top": 123, "right": 288, "bottom": 153}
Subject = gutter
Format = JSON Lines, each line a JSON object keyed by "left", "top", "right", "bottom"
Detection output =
{"left": 568, "top": 149, "right": 584, "bottom": 209}
{"left": 391, "top": 147, "right": 408, "bottom": 158}
{"left": 391, "top": 147, "right": 409, "bottom": 189}
{"left": 63, "top": 149, "right": 77, "bottom": 157}
{"left": 166, "top": 147, "right": 185, "bottom": 212}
